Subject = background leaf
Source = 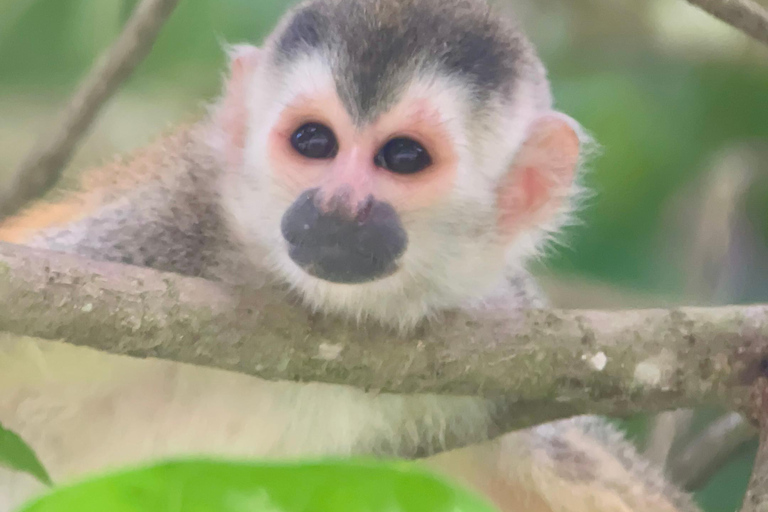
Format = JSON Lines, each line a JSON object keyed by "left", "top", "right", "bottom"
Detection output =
{"left": 18, "top": 459, "right": 498, "bottom": 512}
{"left": 0, "top": 422, "right": 52, "bottom": 487}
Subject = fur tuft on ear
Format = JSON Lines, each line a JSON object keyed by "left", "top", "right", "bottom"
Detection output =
{"left": 212, "top": 44, "right": 261, "bottom": 168}
{"left": 496, "top": 112, "right": 581, "bottom": 241}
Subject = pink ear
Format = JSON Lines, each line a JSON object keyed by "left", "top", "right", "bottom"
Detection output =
{"left": 496, "top": 113, "right": 580, "bottom": 238}
{"left": 217, "top": 45, "right": 261, "bottom": 168}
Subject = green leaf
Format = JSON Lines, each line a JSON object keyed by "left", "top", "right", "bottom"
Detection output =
{"left": 0, "top": 422, "right": 52, "bottom": 486}
{"left": 18, "top": 459, "right": 498, "bottom": 512}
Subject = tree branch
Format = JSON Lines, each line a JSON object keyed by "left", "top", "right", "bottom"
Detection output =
{"left": 668, "top": 412, "right": 757, "bottom": 490}
{"left": 741, "top": 380, "right": 768, "bottom": 511}
{"left": 644, "top": 409, "right": 695, "bottom": 468}
{"left": 686, "top": 0, "right": 768, "bottom": 46}
{"left": 0, "top": 240, "right": 767, "bottom": 443}
{"left": 0, "top": 0, "right": 180, "bottom": 221}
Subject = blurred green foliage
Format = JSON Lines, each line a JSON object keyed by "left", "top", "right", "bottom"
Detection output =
{"left": 1, "top": 1, "right": 767, "bottom": 511}
{"left": 550, "top": 61, "right": 768, "bottom": 292}
{"left": 0, "top": 0, "right": 288, "bottom": 94}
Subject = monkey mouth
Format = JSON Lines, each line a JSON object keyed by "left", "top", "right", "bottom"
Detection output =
{"left": 286, "top": 243, "right": 400, "bottom": 284}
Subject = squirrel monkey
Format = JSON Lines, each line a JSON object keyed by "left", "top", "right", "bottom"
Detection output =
{"left": 0, "top": 0, "right": 700, "bottom": 511}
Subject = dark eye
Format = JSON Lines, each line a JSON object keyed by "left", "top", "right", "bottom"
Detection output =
{"left": 374, "top": 137, "right": 432, "bottom": 175}
{"left": 291, "top": 122, "right": 338, "bottom": 159}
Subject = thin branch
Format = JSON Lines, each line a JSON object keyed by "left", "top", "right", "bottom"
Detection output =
{"left": 686, "top": 0, "right": 768, "bottom": 46}
{"left": 0, "top": 0, "right": 181, "bottom": 221}
{"left": 741, "top": 379, "right": 768, "bottom": 512}
{"left": 0, "top": 241, "right": 767, "bottom": 451}
{"left": 668, "top": 412, "right": 757, "bottom": 490}
{"left": 644, "top": 409, "right": 695, "bottom": 468}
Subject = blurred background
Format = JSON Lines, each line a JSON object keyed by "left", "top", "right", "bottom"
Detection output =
{"left": 1, "top": 0, "right": 767, "bottom": 509}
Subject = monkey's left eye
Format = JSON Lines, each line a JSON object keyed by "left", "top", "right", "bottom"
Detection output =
{"left": 374, "top": 138, "right": 432, "bottom": 175}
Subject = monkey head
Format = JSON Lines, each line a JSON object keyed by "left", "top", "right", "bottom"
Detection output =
{"left": 213, "top": 0, "right": 584, "bottom": 327}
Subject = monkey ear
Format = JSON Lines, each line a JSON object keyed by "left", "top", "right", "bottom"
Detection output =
{"left": 216, "top": 45, "right": 262, "bottom": 167}
{"left": 496, "top": 113, "right": 581, "bottom": 239}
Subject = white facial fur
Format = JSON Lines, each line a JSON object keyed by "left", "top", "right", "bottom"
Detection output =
{"left": 219, "top": 51, "right": 560, "bottom": 329}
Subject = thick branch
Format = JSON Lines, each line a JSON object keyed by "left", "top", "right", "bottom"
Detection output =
{"left": 741, "top": 380, "right": 768, "bottom": 511}
{"left": 0, "top": 0, "right": 180, "bottom": 220}
{"left": 686, "top": 0, "right": 768, "bottom": 46}
{"left": 0, "top": 241, "right": 767, "bottom": 439}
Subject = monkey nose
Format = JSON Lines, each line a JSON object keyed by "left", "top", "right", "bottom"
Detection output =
{"left": 280, "top": 188, "right": 408, "bottom": 284}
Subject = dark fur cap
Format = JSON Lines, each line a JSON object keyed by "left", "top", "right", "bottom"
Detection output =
{"left": 270, "top": 0, "right": 539, "bottom": 122}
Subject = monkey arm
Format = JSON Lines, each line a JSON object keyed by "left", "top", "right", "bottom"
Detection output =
{"left": 428, "top": 417, "right": 700, "bottom": 512}
{"left": 0, "top": 334, "right": 700, "bottom": 512}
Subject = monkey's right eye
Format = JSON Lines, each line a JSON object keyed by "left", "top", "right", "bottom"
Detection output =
{"left": 290, "top": 123, "right": 338, "bottom": 159}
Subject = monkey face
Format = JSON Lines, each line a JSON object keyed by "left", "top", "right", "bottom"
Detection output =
{"left": 217, "top": 42, "right": 581, "bottom": 326}
{"left": 265, "top": 82, "right": 464, "bottom": 285}
{"left": 222, "top": 72, "right": 505, "bottom": 324}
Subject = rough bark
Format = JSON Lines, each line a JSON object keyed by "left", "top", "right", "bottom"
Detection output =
{"left": 0, "top": 241, "right": 767, "bottom": 435}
